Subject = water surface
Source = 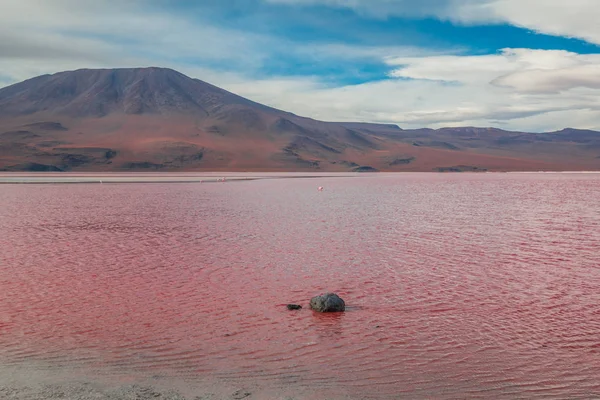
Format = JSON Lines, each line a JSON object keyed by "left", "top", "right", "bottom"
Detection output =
{"left": 1, "top": 173, "right": 599, "bottom": 399}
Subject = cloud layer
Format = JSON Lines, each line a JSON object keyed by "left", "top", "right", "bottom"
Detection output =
{"left": 228, "top": 48, "right": 600, "bottom": 131}
{"left": 1, "top": 0, "right": 600, "bottom": 131}
{"left": 266, "top": 0, "right": 600, "bottom": 45}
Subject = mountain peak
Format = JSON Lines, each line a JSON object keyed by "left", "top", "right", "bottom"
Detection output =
{"left": 0, "top": 67, "right": 234, "bottom": 117}
{"left": 62, "top": 66, "right": 183, "bottom": 77}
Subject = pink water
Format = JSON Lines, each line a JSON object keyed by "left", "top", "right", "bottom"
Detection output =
{"left": 1, "top": 173, "right": 600, "bottom": 399}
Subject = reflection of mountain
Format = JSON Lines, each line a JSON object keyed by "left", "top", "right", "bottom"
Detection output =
{"left": 1, "top": 67, "right": 599, "bottom": 171}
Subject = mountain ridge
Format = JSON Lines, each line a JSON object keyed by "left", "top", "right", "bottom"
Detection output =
{"left": 1, "top": 67, "right": 599, "bottom": 172}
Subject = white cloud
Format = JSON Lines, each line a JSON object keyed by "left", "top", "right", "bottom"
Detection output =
{"left": 388, "top": 48, "right": 600, "bottom": 92}
{"left": 0, "top": 0, "right": 275, "bottom": 84}
{"left": 266, "top": 0, "right": 600, "bottom": 45}
{"left": 224, "top": 48, "right": 600, "bottom": 131}
{"left": 478, "top": 0, "right": 600, "bottom": 45}
{"left": 493, "top": 65, "right": 600, "bottom": 94}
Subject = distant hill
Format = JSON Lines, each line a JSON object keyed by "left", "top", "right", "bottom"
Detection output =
{"left": 1, "top": 67, "right": 599, "bottom": 172}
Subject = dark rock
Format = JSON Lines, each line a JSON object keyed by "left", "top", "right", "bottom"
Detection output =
{"left": 3, "top": 162, "right": 63, "bottom": 172}
{"left": 353, "top": 165, "right": 379, "bottom": 172}
{"left": 435, "top": 165, "right": 488, "bottom": 172}
{"left": 231, "top": 390, "right": 251, "bottom": 399}
{"left": 287, "top": 304, "right": 302, "bottom": 310}
{"left": 121, "top": 161, "right": 164, "bottom": 170}
{"left": 309, "top": 292, "right": 345, "bottom": 312}
{"left": 389, "top": 157, "right": 415, "bottom": 165}
{"left": 60, "top": 153, "right": 93, "bottom": 168}
{"left": 105, "top": 149, "right": 117, "bottom": 159}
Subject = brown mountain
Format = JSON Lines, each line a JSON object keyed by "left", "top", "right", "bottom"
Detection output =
{"left": 1, "top": 67, "right": 599, "bottom": 172}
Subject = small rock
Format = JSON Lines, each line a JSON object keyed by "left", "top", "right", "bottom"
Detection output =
{"left": 309, "top": 292, "right": 345, "bottom": 312}
{"left": 287, "top": 304, "right": 302, "bottom": 310}
{"left": 232, "top": 390, "right": 251, "bottom": 399}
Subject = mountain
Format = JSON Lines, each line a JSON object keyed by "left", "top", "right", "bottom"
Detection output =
{"left": 1, "top": 67, "right": 599, "bottom": 172}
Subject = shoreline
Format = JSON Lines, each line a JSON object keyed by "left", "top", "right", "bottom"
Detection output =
{"left": 0, "top": 363, "right": 293, "bottom": 400}
{"left": 0, "top": 366, "right": 311, "bottom": 400}
{"left": 0, "top": 382, "right": 210, "bottom": 400}
{"left": 0, "top": 172, "right": 360, "bottom": 184}
{"left": 1, "top": 170, "right": 599, "bottom": 184}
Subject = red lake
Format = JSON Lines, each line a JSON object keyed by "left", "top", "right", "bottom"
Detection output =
{"left": 1, "top": 172, "right": 600, "bottom": 399}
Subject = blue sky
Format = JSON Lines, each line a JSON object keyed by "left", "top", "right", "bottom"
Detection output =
{"left": 2, "top": 0, "right": 600, "bottom": 131}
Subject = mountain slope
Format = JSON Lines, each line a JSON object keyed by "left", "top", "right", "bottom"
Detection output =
{"left": 1, "top": 67, "right": 599, "bottom": 172}
{"left": 0, "top": 67, "right": 281, "bottom": 117}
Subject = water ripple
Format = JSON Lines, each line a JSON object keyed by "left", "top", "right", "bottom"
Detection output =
{"left": 1, "top": 173, "right": 600, "bottom": 398}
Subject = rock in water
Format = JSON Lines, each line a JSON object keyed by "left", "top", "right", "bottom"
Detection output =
{"left": 309, "top": 293, "right": 345, "bottom": 312}
{"left": 287, "top": 304, "right": 302, "bottom": 310}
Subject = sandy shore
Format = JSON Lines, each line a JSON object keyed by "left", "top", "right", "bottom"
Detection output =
{"left": 0, "top": 381, "right": 303, "bottom": 400}
{"left": 0, "top": 382, "right": 330, "bottom": 400}
{"left": 0, "top": 383, "right": 285, "bottom": 400}
{"left": 0, "top": 364, "right": 301, "bottom": 400}
{"left": 0, "top": 363, "right": 310, "bottom": 400}
{"left": 0, "top": 382, "right": 204, "bottom": 400}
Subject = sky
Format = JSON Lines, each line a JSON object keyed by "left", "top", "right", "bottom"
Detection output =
{"left": 2, "top": 0, "right": 600, "bottom": 131}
